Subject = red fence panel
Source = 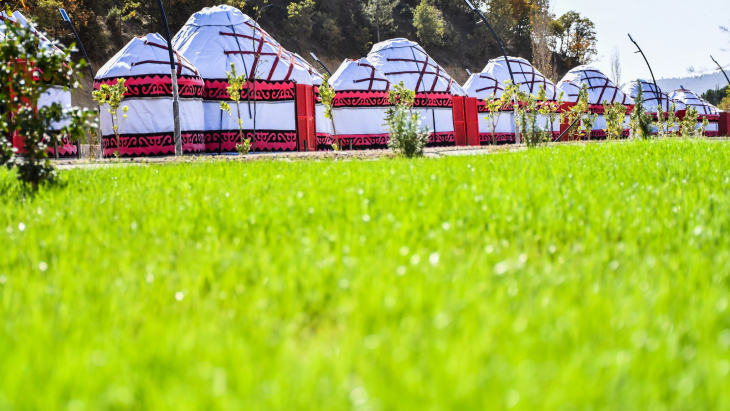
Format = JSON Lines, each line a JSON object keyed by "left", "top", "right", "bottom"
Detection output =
{"left": 464, "top": 97, "right": 480, "bottom": 146}
{"left": 295, "top": 84, "right": 316, "bottom": 152}
{"left": 452, "top": 95, "right": 467, "bottom": 146}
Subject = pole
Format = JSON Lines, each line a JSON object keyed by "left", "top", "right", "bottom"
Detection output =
{"left": 710, "top": 55, "right": 730, "bottom": 86}
{"left": 59, "top": 8, "right": 94, "bottom": 159}
{"left": 628, "top": 34, "right": 662, "bottom": 106}
{"left": 310, "top": 53, "right": 331, "bottom": 76}
{"left": 463, "top": 0, "right": 520, "bottom": 143}
{"left": 156, "top": 0, "right": 182, "bottom": 156}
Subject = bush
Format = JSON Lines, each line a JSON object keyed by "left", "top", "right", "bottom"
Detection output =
{"left": 413, "top": 0, "right": 445, "bottom": 47}
{"left": 385, "top": 82, "right": 430, "bottom": 158}
{"left": 630, "top": 83, "right": 653, "bottom": 140}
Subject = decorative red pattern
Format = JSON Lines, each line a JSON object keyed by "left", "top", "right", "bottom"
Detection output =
{"left": 203, "top": 130, "right": 298, "bottom": 152}
{"left": 204, "top": 79, "right": 295, "bottom": 101}
{"left": 46, "top": 134, "right": 77, "bottom": 158}
{"left": 705, "top": 131, "right": 720, "bottom": 137}
{"left": 332, "top": 91, "right": 391, "bottom": 107}
{"left": 479, "top": 132, "right": 562, "bottom": 144}
{"left": 414, "top": 92, "right": 453, "bottom": 108}
{"left": 94, "top": 75, "right": 204, "bottom": 99}
{"left": 102, "top": 131, "right": 205, "bottom": 157}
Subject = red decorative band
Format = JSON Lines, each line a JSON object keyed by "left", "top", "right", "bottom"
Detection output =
{"left": 94, "top": 75, "right": 204, "bottom": 99}
{"left": 588, "top": 104, "right": 635, "bottom": 115}
{"left": 428, "top": 132, "right": 455, "bottom": 146}
{"left": 328, "top": 134, "right": 390, "bottom": 150}
{"left": 589, "top": 129, "right": 631, "bottom": 139}
{"left": 332, "top": 91, "right": 391, "bottom": 107}
{"left": 414, "top": 92, "right": 453, "bottom": 108}
{"left": 479, "top": 132, "right": 561, "bottom": 144}
{"left": 204, "top": 80, "right": 295, "bottom": 101}
{"left": 705, "top": 131, "right": 720, "bottom": 137}
{"left": 45, "top": 132, "right": 77, "bottom": 158}
{"left": 203, "top": 130, "right": 298, "bottom": 152}
{"left": 102, "top": 131, "right": 205, "bottom": 157}
{"left": 699, "top": 115, "right": 720, "bottom": 122}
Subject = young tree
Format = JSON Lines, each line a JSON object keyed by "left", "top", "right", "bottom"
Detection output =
{"left": 219, "top": 63, "right": 251, "bottom": 155}
{"left": 553, "top": 11, "right": 597, "bottom": 66}
{"left": 602, "top": 101, "right": 627, "bottom": 140}
{"left": 630, "top": 84, "right": 653, "bottom": 139}
{"left": 363, "top": 0, "right": 398, "bottom": 43}
{"left": 0, "top": 18, "right": 95, "bottom": 190}
{"left": 530, "top": 0, "right": 557, "bottom": 82}
{"left": 610, "top": 47, "right": 621, "bottom": 86}
{"left": 413, "top": 0, "right": 445, "bottom": 47}
{"left": 318, "top": 73, "right": 339, "bottom": 149}
{"left": 92, "top": 79, "right": 129, "bottom": 158}
{"left": 385, "top": 82, "right": 430, "bottom": 158}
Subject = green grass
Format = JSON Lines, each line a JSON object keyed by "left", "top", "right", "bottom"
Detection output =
{"left": 1, "top": 140, "right": 730, "bottom": 410}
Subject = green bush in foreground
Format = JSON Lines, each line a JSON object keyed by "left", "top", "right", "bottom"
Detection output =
{"left": 1, "top": 140, "right": 730, "bottom": 410}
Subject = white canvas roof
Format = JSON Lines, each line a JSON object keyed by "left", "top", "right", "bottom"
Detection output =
{"left": 557, "top": 65, "right": 633, "bottom": 105}
{"left": 367, "top": 38, "right": 464, "bottom": 95}
{"left": 293, "top": 53, "right": 325, "bottom": 86}
{"left": 330, "top": 58, "right": 391, "bottom": 92}
{"left": 463, "top": 72, "right": 503, "bottom": 100}
{"left": 668, "top": 89, "right": 717, "bottom": 116}
{"left": 0, "top": 10, "right": 62, "bottom": 54}
{"left": 96, "top": 33, "right": 199, "bottom": 79}
{"left": 482, "top": 57, "right": 558, "bottom": 100}
{"left": 622, "top": 80, "right": 685, "bottom": 113}
{"left": 172, "top": 5, "right": 312, "bottom": 85}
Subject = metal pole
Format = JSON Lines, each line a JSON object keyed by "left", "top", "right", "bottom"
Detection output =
{"left": 628, "top": 34, "right": 662, "bottom": 105}
{"left": 463, "top": 0, "right": 520, "bottom": 143}
{"left": 156, "top": 0, "right": 182, "bottom": 156}
{"left": 310, "top": 53, "right": 331, "bottom": 76}
{"left": 59, "top": 8, "right": 95, "bottom": 159}
{"left": 710, "top": 55, "right": 730, "bottom": 86}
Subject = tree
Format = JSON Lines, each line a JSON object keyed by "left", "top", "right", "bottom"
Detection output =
{"left": 630, "top": 83, "right": 652, "bottom": 140}
{"left": 219, "top": 63, "right": 251, "bottom": 155}
{"left": 610, "top": 47, "right": 621, "bottom": 86}
{"left": 530, "top": 0, "right": 556, "bottom": 82}
{"left": 92, "top": 79, "right": 129, "bottom": 158}
{"left": 385, "top": 82, "right": 430, "bottom": 158}
{"left": 413, "top": 0, "right": 445, "bottom": 47}
{"left": 553, "top": 11, "right": 597, "bottom": 66}
{"left": 314, "top": 12, "right": 343, "bottom": 52}
{"left": 362, "top": 0, "right": 398, "bottom": 43}
{"left": 354, "top": 25, "right": 373, "bottom": 55}
{"left": 467, "top": 0, "right": 515, "bottom": 58}
{"left": 286, "top": 0, "right": 316, "bottom": 38}
{"left": 0, "top": 19, "right": 95, "bottom": 190}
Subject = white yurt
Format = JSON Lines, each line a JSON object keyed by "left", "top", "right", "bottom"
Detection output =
{"left": 327, "top": 58, "right": 391, "bottom": 149}
{"left": 292, "top": 53, "right": 335, "bottom": 150}
{"left": 1, "top": 10, "right": 76, "bottom": 157}
{"left": 367, "top": 38, "right": 466, "bottom": 146}
{"left": 173, "top": 5, "right": 316, "bottom": 152}
{"left": 668, "top": 89, "right": 720, "bottom": 136}
{"left": 557, "top": 65, "right": 634, "bottom": 139}
{"left": 621, "top": 80, "right": 686, "bottom": 134}
{"left": 94, "top": 33, "right": 205, "bottom": 157}
{"left": 462, "top": 71, "right": 513, "bottom": 143}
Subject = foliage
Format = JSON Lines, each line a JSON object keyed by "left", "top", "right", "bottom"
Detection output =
{"left": 385, "top": 81, "right": 430, "bottom": 158}
{"left": 602, "top": 101, "right": 627, "bottom": 140}
{"left": 413, "top": 0, "right": 445, "bottom": 47}
{"left": 219, "top": 63, "right": 250, "bottom": 155}
{"left": 680, "top": 106, "right": 706, "bottom": 138}
{"left": 314, "top": 13, "right": 342, "bottom": 52}
{"left": 467, "top": 0, "right": 515, "bottom": 58}
{"left": 0, "top": 19, "right": 95, "bottom": 189}
{"left": 560, "top": 84, "right": 596, "bottom": 141}
{"left": 513, "top": 85, "right": 563, "bottom": 148}
{"left": 655, "top": 102, "right": 680, "bottom": 138}
{"left": 92, "top": 78, "right": 129, "bottom": 158}
{"left": 481, "top": 93, "right": 508, "bottom": 146}
{"left": 362, "top": 0, "right": 399, "bottom": 43}
{"left": 286, "top": 0, "right": 316, "bottom": 37}
{"left": 552, "top": 10, "right": 597, "bottom": 67}
{"left": 529, "top": 0, "right": 556, "bottom": 82}
{"left": 353, "top": 25, "right": 373, "bottom": 55}
{"left": 701, "top": 85, "right": 729, "bottom": 107}
{"left": 319, "top": 73, "right": 338, "bottom": 144}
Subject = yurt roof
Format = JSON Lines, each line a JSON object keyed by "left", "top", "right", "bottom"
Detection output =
{"left": 463, "top": 72, "right": 503, "bottom": 100}
{"left": 96, "top": 33, "right": 200, "bottom": 79}
{"left": 668, "top": 89, "right": 716, "bottom": 116}
{"left": 557, "top": 65, "right": 633, "bottom": 105}
{"left": 366, "top": 38, "right": 465, "bottom": 95}
{"left": 172, "top": 5, "right": 312, "bottom": 85}
{"left": 292, "top": 53, "right": 325, "bottom": 86}
{"left": 621, "top": 80, "right": 684, "bottom": 112}
{"left": 0, "top": 10, "right": 63, "bottom": 54}
{"left": 482, "top": 57, "right": 557, "bottom": 100}
{"left": 329, "top": 58, "right": 390, "bottom": 92}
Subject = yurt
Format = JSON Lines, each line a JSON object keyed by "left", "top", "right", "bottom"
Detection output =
{"left": 557, "top": 65, "right": 634, "bottom": 139}
{"left": 94, "top": 33, "right": 205, "bottom": 157}
{"left": 621, "top": 80, "right": 686, "bottom": 134}
{"left": 173, "top": 5, "right": 316, "bottom": 152}
{"left": 1, "top": 10, "right": 76, "bottom": 157}
{"left": 466, "top": 56, "right": 561, "bottom": 144}
{"left": 462, "top": 71, "right": 512, "bottom": 144}
{"left": 367, "top": 38, "right": 469, "bottom": 146}
{"left": 327, "top": 58, "right": 391, "bottom": 149}
{"left": 668, "top": 89, "right": 720, "bottom": 136}
{"left": 292, "top": 53, "right": 335, "bottom": 150}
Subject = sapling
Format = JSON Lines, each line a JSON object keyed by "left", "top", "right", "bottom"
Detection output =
{"left": 655, "top": 104, "right": 666, "bottom": 137}
{"left": 482, "top": 92, "right": 508, "bottom": 145}
{"left": 603, "top": 100, "right": 627, "bottom": 140}
{"left": 681, "top": 106, "right": 699, "bottom": 138}
{"left": 536, "top": 86, "right": 564, "bottom": 145}
{"left": 629, "top": 82, "right": 652, "bottom": 139}
{"left": 219, "top": 63, "right": 251, "bottom": 155}
{"left": 560, "top": 84, "right": 594, "bottom": 141}
{"left": 92, "top": 78, "right": 129, "bottom": 158}
{"left": 385, "top": 81, "right": 430, "bottom": 158}
{"left": 666, "top": 103, "right": 679, "bottom": 136}
{"left": 319, "top": 73, "right": 340, "bottom": 149}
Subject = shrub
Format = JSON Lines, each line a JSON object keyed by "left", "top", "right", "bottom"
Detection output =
{"left": 92, "top": 78, "right": 129, "bottom": 158}
{"left": 413, "top": 0, "right": 445, "bottom": 47}
{"left": 630, "top": 83, "right": 653, "bottom": 139}
{"left": 560, "top": 84, "right": 596, "bottom": 140}
{"left": 385, "top": 82, "right": 430, "bottom": 158}
{"left": 603, "top": 101, "right": 627, "bottom": 140}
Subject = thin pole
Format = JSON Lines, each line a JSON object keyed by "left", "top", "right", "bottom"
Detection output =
{"left": 310, "top": 53, "right": 331, "bottom": 76}
{"left": 463, "top": 0, "right": 520, "bottom": 143}
{"left": 710, "top": 55, "right": 730, "bottom": 86}
{"left": 628, "top": 34, "right": 662, "bottom": 106}
{"left": 156, "top": 0, "right": 182, "bottom": 156}
{"left": 59, "top": 8, "right": 94, "bottom": 159}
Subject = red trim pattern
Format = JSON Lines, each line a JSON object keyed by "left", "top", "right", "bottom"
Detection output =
{"left": 414, "top": 92, "right": 453, "bottom": 108}
{"left": 203, "top": 79, "right": 295, "bottom": 101}
{"left": 333, "top": 91, "right": 390, "bottom": 107}
{"left": 94, "top": 75, "right": 204, "bottom": 99}
{"left": 102, "top": 131, "right": 205, "bottom": 157}
{"left": 203, "top": 130, "right": 298, "bottom": 152}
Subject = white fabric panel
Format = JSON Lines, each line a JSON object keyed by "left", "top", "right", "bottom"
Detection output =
{"left": 96, "top": 33, "right": 199, "bottom": 78}
{"left": 172, "top": 5, "right": 312, "bottom": 85}
{"left": 204, "top": 100, "right": 295, "bottom": 131}
{"left": 482, "top": 57, "right": 558, "bottom": 99}
{"left": 478, "top": 112, "right": 514, "bottom": 134}
{"left": 463, "top": 73, "right": 503, "bottom": 100}
{"left": 330, "top": 58, "right": 390, "bottom": 91}
{"left": 414, "top": 107, "right": 455, "bottom": 133}
{"left": 38, "top": 86, "right": 72, "bottom": 130}
{"left": 332, "top": 107, "right": 389, "bottom": 135}
{"left": 557, "top": 65, "right": 633, "bottom": 105}
{"left": 101, "top": 98, "right": 204, "bottom": 135}
{"left": 705, "top": 123, "right": 719, "bottom": 132}
{"left": 316, "top": 104, "right": 334, "bottom": 135}
{"left": 367, "top": 38, "right": 465, "bottom": 95}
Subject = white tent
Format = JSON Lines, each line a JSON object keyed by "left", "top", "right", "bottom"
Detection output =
{"left": 95, "top": 33, "right": 205, "bottom": 157}
{"left": 173, "top": 5, "right": 316, "bottom": 152}
{"left": 328, "top": 58, "right": 391, "bottom": 149}
{"left": 622, "top": 80, "right": 686, "bottom": 134}
{"left": 557, "top": 65, "right": 634, "bottom": 139}
{"left": 367, "top": 38, "right": 465, "bottom": 146}
{"left": 1, "top": 10, "right": 76, "bottom": 157}
{"left": 668, "top": 89, "right": 720, "bottom": 136}
{"left": 466, "top": 57, "right": 561, "bottom": 143}
{"left": 292, "top": 53, "right": 335, "bottom": 150}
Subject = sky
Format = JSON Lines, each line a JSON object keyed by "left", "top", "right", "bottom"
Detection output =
{"left": 552, "top": 0, "right": 730, "bottom": 82}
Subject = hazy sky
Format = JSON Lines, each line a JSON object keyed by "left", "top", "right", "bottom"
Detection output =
{"left": 552, "top": 0, "right": 730, "bottom": 81}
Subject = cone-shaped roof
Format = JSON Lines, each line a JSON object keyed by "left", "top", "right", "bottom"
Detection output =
{"left": 330, "top": 58, "right": 391, "bottom": 92}
{"left": 557, "top": 65, "right": 633, "bottom": 105}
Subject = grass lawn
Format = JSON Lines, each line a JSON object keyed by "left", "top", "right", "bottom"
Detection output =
{"left": 1, "top": 140, "right": 729, "bottom": 410}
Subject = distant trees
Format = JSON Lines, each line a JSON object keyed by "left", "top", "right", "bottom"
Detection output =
{"left": 610, "top": 47, "right": 621, "bottom": 86}
{"left": 286, "top": 0, "right": 316, "bottom": 37}
{"left": 362, "top": 0, "right": 398, "bottom": 43}
{"left": 413, "top": 0, "right": 445, "bottom": 47}
{"left": 530, "top": 0, "right": 556, "bottom": 82}
{"left": 552, "top": 11, "right": 597, "bottom": 67}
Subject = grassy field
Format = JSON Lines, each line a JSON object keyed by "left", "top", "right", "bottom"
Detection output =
{"left": 1, "top": 140, "right": 730, "bottom": 410}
